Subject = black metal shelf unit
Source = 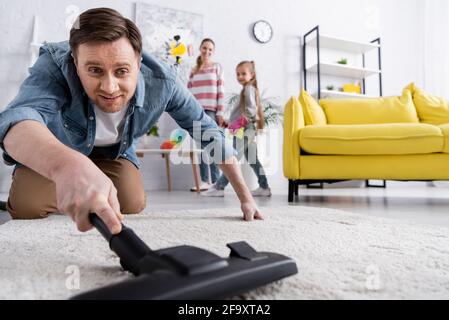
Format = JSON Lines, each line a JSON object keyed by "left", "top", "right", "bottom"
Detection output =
{"left": 302, "top": 25, "right": 382, "bottom": 99}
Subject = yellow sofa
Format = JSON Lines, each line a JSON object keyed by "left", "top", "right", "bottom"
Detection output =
{"left": 283, "top": 83, "right": 449, "bottom": 202}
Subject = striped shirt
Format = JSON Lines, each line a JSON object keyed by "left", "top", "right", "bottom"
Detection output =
{"left": 187, "top": 63, "right": 225, "bottom": 116}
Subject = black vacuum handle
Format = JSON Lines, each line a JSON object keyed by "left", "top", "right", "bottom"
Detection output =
{"left": 89, "top": 213, "right": 152, "bottom": 275}
{"left": 89, "top": 213, "right": 114, "bottom": 241}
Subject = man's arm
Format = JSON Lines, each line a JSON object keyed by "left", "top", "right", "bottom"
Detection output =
{"left": 4, "top": 121, "right": 123, "bottom": 233}
{"left": 166, "top": 78, "right": 263, "bottom": 221}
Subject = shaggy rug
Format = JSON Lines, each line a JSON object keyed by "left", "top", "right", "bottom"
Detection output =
{"left": 0, "top": 206, "right": 448, "bottom": 300}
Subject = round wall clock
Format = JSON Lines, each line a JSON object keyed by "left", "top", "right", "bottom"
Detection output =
{"left": 252, "top": 20, "right": 273, "bottom": 44}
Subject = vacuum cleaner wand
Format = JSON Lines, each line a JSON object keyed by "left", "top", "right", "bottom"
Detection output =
{"left": 90, "top": 213, "right": 114, "bottom": 241}
{"left": 74, "top": 213, "right": 298, "bottom": 300}
{"left": 89, "top": 214, "right": 156, "bottom": 276}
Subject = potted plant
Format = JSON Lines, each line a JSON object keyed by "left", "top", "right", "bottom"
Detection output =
{"left": 146, "top": 124, "right": 160, "bottom": 137}
{"left": 140, "top": 123, "right": 160, "bottom": 148}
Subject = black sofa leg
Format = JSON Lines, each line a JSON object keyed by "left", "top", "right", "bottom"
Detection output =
{"left": 288, "top": 180, "right": 295, "bottom": 202}
{"left": 294, "top": 182, "right": 299, "bottom": 196}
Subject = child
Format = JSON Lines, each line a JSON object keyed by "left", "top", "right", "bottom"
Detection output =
{"left": 202, "top": 61, "right": 271, "bottom": 197}
{"left": 187, "top": 38, "right": 225, "bottom": 192}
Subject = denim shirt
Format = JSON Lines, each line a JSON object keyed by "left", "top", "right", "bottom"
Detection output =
{"left": 0, "top": 41, "right": 234, "bottom": 168}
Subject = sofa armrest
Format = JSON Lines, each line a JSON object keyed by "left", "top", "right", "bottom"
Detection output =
{"left": 283, "top": 96, "right": 305, "bottom": 180}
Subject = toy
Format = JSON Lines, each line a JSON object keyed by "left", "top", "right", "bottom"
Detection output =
{"left": 160, "top": 129, "right": 187, "bottom": 150}
{"left": 227, "top": 115, "right": 249, "bottom": 139}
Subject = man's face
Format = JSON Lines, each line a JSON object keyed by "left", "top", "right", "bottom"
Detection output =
{"left": 74, "top": 37, "right": 141, "bottom": 113}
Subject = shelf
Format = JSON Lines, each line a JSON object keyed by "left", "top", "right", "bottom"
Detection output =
{"left": 305, "top": 35, "right": 380, "bottom": 54}
{"left": 306, "top": 62, "right": 380, "bottom": 79}
{"left": 303, "top": 26, "right": 382, "bottom": 100}
{"left": 319, "top": 90, "right": 378, "bottom": 99}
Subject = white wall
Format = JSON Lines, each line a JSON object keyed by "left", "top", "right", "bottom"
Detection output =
{"left": 378, "top": 0, "right": 425, "bottom": 95}
{"left": 0, "top": 0, "right": 426, "bottom": 192}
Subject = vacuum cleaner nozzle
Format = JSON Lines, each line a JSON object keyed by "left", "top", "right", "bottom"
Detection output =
{"left": 71, "top": 213, "right": 298, "bottom": 300}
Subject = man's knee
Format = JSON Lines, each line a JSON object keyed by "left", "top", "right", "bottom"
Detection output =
{"left": 7, "top": 198, "right": 52, "bottom": 220}
{"left": 96, "top": 158, "right": 147, "bottom": 215}
{"left": 7, "top": 167, "right": 57, "bottom": 220}
{"left": 120, "top": 192, "right": 147, "bottom": 215}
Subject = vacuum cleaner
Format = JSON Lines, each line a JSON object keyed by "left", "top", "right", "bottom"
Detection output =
{"left": 0, "top": 201, "right": 298, "bottom": 299}
{"left": 72, "top": 213, "right": 298, "bottom": 299}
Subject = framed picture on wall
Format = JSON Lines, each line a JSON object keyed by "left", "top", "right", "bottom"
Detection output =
{"left": 135, "top": 3, "right": 203, "bottom": 84}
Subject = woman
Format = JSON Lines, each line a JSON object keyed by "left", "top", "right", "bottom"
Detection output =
{"left": 187, "top": 38, "right": 225, "bottom": 191}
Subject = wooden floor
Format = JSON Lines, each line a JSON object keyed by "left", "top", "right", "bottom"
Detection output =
{"left": 2, "top": 182, "right": 449, "bottom": 227}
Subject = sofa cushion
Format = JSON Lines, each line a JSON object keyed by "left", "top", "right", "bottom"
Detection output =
{"left": 437, "top": 124, "right": 449, "bottom": 153}
{"left": 319, "top": 88, "right": 419, "bottom": 125}
{"left": 406, "top": 83, "right": 449, "bottom": 125}
{"left": 300, "top": 123, "right": 443, "bottom": 155}
{"left": 299, "top": 89, "right": 327, "bottom": 125}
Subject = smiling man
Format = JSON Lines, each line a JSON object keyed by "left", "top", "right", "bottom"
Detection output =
{"left": 0, "top": 8, "right": 262, "bottom": 234}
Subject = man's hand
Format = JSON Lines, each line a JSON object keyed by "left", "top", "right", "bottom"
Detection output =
{"left": 218, "top": 156, "right": 264, "bottom": 221}
{"left": 241, "top": 202, "right": 263, "bottom": 221}
{"left": 53, "top": 159, "right": 124, "bottom": 234}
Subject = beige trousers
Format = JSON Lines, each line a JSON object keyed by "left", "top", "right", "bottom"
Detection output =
{"left": 7, "top": 158, "right": 146, "bottom": 219}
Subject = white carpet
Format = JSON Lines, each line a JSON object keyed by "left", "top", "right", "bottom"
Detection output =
{"left": 1, "top": 205, "right": 449, "bottom": 300}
